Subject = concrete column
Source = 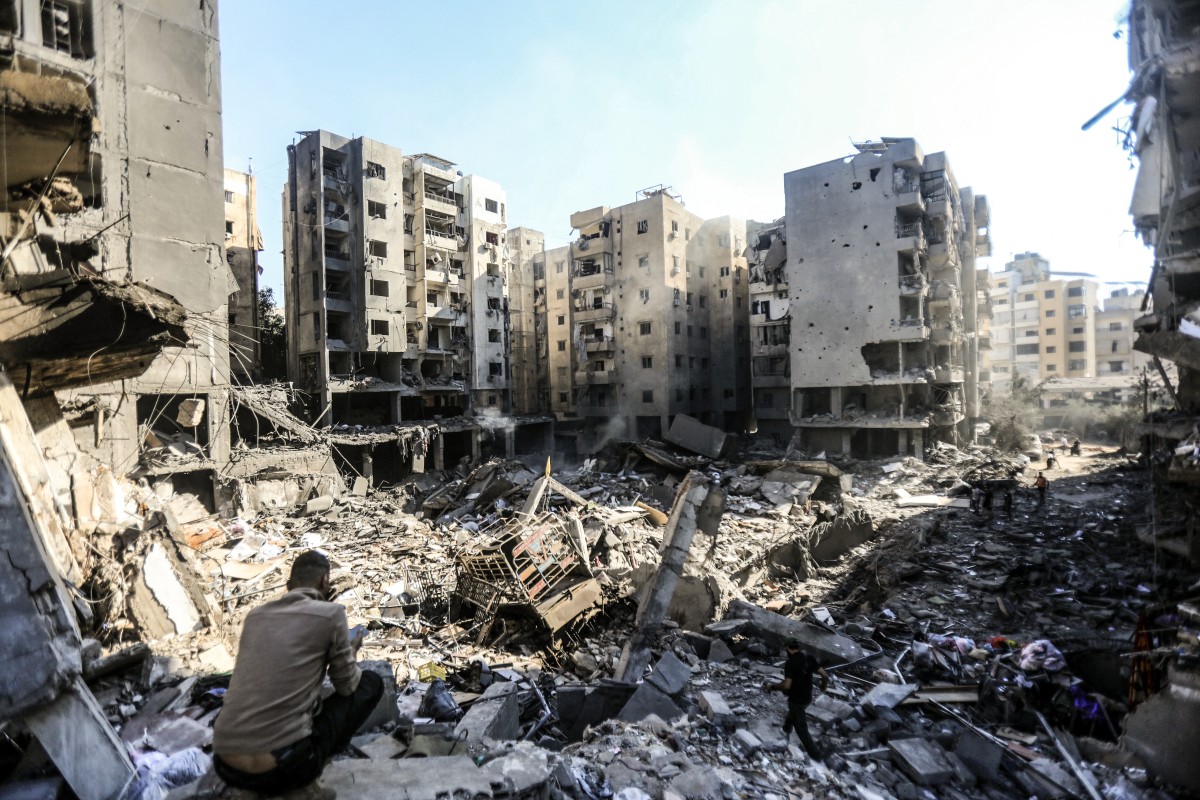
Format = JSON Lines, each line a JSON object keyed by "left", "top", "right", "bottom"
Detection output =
{"left": 470, "top": 429, "right": 481, "bottom": 463}
{"left": 24, "top": 679, "right": 135, "bottom": 800}
{"left": 504, "top": 428, "right": 515, "bottom": 459}
{"left": 831, "top": 387, "right": 843, "bottom": 418}
{"left": 363, "top": 448, "right": 374, "bottom": 486}
{"left": 841, "top": 430, "right": 852, "bottom": 457}
{"left": 913, "top": 430, "right": 925, "bottom": 461}
{"left": 898, "top": 429, "right": 908, "bottom": 457}
{"left": 431, "top": 435, "right": 444, "bottom": 471}
{"left": 390, "top": 393, "right": 403, "bottom": 424}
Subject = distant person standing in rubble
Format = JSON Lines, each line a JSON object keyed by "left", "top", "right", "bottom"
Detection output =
{"left": 765, "top": 639, "right": 828, "bottom": 760}
{"left": 1003, "top": 489, "right": 1014, "bottom": 517}
{"left": 1035, "top": 472, "right": 1048, "bottom": 507}
{"left": 212, "top": 550, "right": 383, "bottom": 800}
{"left": 982, "top": 485, "right": 994, "bottom": 517}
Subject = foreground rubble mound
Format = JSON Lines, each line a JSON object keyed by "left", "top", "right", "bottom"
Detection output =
{"left": 5, "top": 420, "right": 1199, "bottom": 799}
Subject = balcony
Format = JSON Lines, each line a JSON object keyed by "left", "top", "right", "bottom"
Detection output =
{"left": 574, "top": 369, "right": 615, "bottom": 385}
{"left": 424, "top": 267, "right": 462, "bottom": 286}
{"left": 934, "top": 367, "right": 965, "bottom": 383}
{"left": 932, "top": 409, "right": 964, "bottom": 426}
{"left": 752, "top": 342, "right": 788, "bottom": 357}
{"left": 925, "top": 197, "right": 950, "bottom": 218}
{"left": 895, "top": 222, "right": 925, "bottom": 254}
{"left": 422, "top": 191, "right": 457, "bottom": 216}
{"left": 584, "top": 337, "right": 615, "bottom": 353}
{"left": 896, "top": 190, "right": 924, "bottom": 214}
{"left": 889, "top": 320, "right": 931, "bottom": 341}
{"left": 572, "top": 236, "right": 613, "bottom": 258}
{"left": 976, "top": 230, "right": 992, "bottom": 257}
{"left": 324, "top": 214, "right": 349, "bottom": 234}
{"left": 930, "top": 326, "right": 961, "bottom": 343}
{"left": 324, "top": 292, "right": 352, "bottom": 313}
{"left": 573, "top": 268, "right": 613, "bottom": 292}
{"left": 574, "top": 302, "right": 615, "bottom": 323}
{"left": 324, "top": 252, "right": 352, "bottom": 271}
{"left": 424, "top": 227, "right": 460, "bottom": 252}
{"left": 926, "top": 240, "right": 958, "bottom": 268}
{"left": 899, "top": 274, "right": 927, "bottom": 296}
{"left": 752, "top": 374, "right": 790, "bottom": 388}
{"left": 322, "top": 169, "right": 348, "bottom": 192}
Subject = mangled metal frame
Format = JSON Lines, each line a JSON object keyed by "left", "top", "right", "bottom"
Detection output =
{"left": 454, "top": 511, "right": 601, "bottom": 643}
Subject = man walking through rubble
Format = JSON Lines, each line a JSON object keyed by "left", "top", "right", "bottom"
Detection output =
{"left": 765, "top": 639, "right": 828, "bottom": 760}
{"left": 1035, "top": 471, "right": 1048, "bottom": 508}
{"left": 212, "top": 550, "right": 383, "bottom": 799}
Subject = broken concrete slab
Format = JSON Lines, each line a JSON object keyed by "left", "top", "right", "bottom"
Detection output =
{"left": 454, "top": 680, "right": 519, "bottom": 744}
{"left": 954, "top": 730, "right": 1003, "bottom": 782}
{"left": 732, "top": 728, "right": 762, "bottom": 756}
{"left": 646, "top": 651, "right": 691, "bottom": 697}
{"left": 617, "top": 682, "right": 684, "bottom": 723}
{"left": 724, "top": 600, "right": 866, "bottom": 664}
{"left": 357, "top": 660, "right": 398, "bottom": 733}
{"left": 697, "top": 690, "right": 737, "bottom": 726}
{"left": 707, "top": 638, "right": 734, "bottom": 664}
{"left": 888, "top": 737, "right": 955, "bottom": 786}
{"left": 860, "top": 682, "right": 919, "bottom": 711}
{"left": 664, "top": 414, "right": 728, "bottom": 459}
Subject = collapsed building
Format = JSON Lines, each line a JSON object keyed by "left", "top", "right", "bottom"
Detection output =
{"left": 783, "top": 138, "right": 991, "bottom": 460}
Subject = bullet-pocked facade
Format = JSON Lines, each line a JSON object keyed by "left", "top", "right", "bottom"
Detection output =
{"left": 783, "top": 138, "right": 990, "bottom": 459}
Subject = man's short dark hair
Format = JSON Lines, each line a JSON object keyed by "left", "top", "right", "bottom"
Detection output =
{"left": 784, "top": 639, "right": 801, "bottom": 651}
{"left": 289, "top": 550, "right": 330, "bottom": 589}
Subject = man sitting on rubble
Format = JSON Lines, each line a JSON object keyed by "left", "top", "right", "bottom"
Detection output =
{"left": 212, "top": 550, "right": 383, "bottom": 799}
{"left": 765, "top": 639, "right": 828, "bottom": 760}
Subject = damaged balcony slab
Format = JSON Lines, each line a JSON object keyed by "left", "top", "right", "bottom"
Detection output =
{"left": 0, "top": 275, "right": 189, "bottom": 395}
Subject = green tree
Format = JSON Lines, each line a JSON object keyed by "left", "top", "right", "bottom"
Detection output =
{"left": 985, "top": 373, "right": 1044, "bottom": 452}
{"left": 258, "top": 288, "right": 287, "bottom": 381}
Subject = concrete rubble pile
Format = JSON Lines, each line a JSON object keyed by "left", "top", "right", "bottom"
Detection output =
{"left": 5, "top": 381, "right": 1200, "bottom": 798}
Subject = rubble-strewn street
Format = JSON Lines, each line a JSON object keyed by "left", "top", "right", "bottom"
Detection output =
{"left": 3, "top": 1, "right": 1200, "bottom": 799}
{"left": 9, "top": 414, "right": 1191, "bottom": 800}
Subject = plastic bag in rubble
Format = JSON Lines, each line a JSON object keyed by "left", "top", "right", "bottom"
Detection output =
{"left": 614, "top": 790, "right": 652, "bottom": 800}
{"left": 123, "top": 747, "right": 211, "bottom": 800}
{"left": 1018, "top": 639, "right": 1066, "bottom": 672}
{"left": 418, "top": 678, "right": 462, "bottom": 722}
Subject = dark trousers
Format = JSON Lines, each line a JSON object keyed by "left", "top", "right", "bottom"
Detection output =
{"left": 783, "top": 700, "right": 821, "bottom": 759}
{"left": 215, "top": 671, "right": 384, "bottom": 794}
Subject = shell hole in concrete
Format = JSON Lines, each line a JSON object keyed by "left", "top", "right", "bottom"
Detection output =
{"left": 869, "top": 167, "right": 881, "bottom": 182}
{"left": 852, "top": 181, "right": 862, "bottom": 190}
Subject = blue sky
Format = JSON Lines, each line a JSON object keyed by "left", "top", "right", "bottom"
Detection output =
{"left": 219, "top": 1, "right": 1144, "bottom": 299}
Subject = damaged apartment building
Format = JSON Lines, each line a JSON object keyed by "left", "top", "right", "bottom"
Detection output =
{"left": 0, "top": 0, "right": 233, "bottom": 478}
{"left": 536, "top": 186, "right": 752, "bottom": 454}
{"left": 0, "top": 1, "right": 237, "bottom": 796}
{"left": 1123, "top": 0, "right": 1200, "bottom": 411}
{"left": 224, "top": 168, "right": 264, "bottom": 382}
{"left": 782, "top": 138, "right": 991, "bottom": 458}
{"left": 282, "top": 131, "right": 552, "bottom": 475}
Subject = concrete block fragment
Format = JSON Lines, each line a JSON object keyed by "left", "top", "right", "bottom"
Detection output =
{"left": 305, "top": 495, "right": 334, "bottom": 515}
{"left": 646, "top": 651, "right": 691, "bottom": 697}
{"left": 681, "top": 632, "right": 713, "bottom": 658}
{"left": 357, "top": 661, "right": 398, "bottom": 733}
{"left": 954, "top": 730, "right": 1002, "bottom": 782}
{"left": 351, "top": 477, "right": 369, "bottom": 497}
{"left": 697, "top": 690, "right": 737, "bottom": 726}
{"left": 617, "top": 683, "right": 684, "bottom": 723}
{"left": 732, "top": 728, "right": 762, "bottom": 756}
{"left": 707, "top": 638, "right": 734, "bottom": 664}
{"left": 664, "top": 414, "right": 728, "bottom": 458}
{"left": 888, "top": 737, "right": 955, "bottom": 786}
{"left": 454, "top": 681, "right": 519, "bottom": 744}
{"left": 860, "top": 682, "right": 918, "bottom": 711}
